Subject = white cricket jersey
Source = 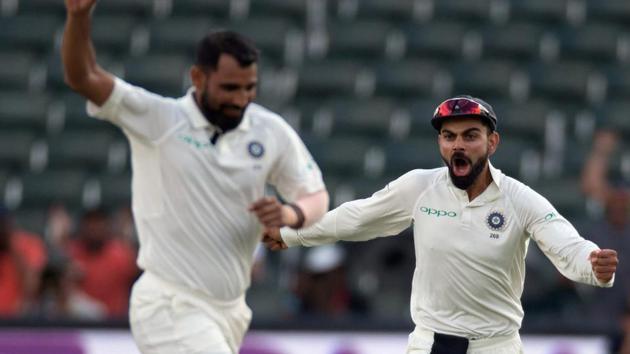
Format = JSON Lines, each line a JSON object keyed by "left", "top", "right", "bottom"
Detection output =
{"left": 282, "top": 164, "right": 613, "bottom": 338}
{"left": 88, "top": 77, "right": 325, "bottom": 301}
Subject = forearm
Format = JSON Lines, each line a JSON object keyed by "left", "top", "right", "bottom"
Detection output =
{"left": 281, "top": 197, "right": 411, "bottom": 247}
{"left": 281, "top": 208, "right": 338, "bottom": 247}
{"left": 62, "top": 10, "right": 113, "bottom": 104}
{"left": 284, "top": 189, "right": 329, "bottom": 228}
{"left": 534, "top": 221, "right": 612, "bottom": 287}
{"left": 62, "top": 13, "right": 97, "bottom": 88}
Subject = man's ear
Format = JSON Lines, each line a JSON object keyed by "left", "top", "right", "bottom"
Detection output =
{"left": 190, "top": 65, "right": 207, "bottom": 92}
{"left": 488, "top": 131, "right": 500, "bottom": 156}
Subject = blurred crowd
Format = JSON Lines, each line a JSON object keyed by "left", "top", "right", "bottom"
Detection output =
{"left": 0, "top": 125, "right": 629, "bottom": 352}
{"left": 0, "top": 204, "right": 138, "bottom": 321}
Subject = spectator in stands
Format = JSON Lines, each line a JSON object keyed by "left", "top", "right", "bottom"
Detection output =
{"left": 34, "top": 253, "right": 106, "bottom": 320}
{"left": 580, "top": 127, "right": 630, "bottom": 351}
{"left": 578, "top": 187, "right": 630, "bottom": 347}
{"left": 0, "top": 206, "right": 47, "bottom": 317}
{"left": 619, "top": 304, "right": 630, "bottom": 354}
{"left": 111, "top": 205, "right": 137, "bottom": 249}
{"left": 45, "top": 204, "right": 74, "bottom": 252}
{"left": 582, "top": 128, "right": 623, "bottom": 205}
{"left": 292, "top": 244, "right": 367, "bottom": 318}
{"left": 67, "top": 209, "right": 138, "bottom": 318}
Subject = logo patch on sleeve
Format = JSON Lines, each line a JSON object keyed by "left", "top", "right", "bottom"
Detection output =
{"left": 247, "top": 141, "right": 265, "bottom": 158}
{"left": 486, "top": 211, "right": 507, "bottom": 232}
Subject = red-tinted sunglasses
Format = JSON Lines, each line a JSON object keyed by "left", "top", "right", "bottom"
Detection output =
{"left": 431, "top": 97, "right": 497, "bottom": 131}
{"left": 433, "top": 98, "right": 491, "bottom": 119}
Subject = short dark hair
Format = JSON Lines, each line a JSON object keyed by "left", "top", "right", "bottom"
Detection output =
{"left": 195, "top": 30, "right": 259, "bottom": 69}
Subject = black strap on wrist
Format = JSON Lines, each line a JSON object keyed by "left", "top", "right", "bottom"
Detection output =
{"left": 286, "top": 203, "right": 305, "bottom": 229}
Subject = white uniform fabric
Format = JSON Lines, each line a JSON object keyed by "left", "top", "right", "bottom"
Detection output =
{"left": 130, "top": 271, "right": 251, "bottom": 354}
{"left": 87, "top": 78, "right": 325, "bottom": 353}
{"left": 282, "top": 164, "right": 613, "bottom": 348}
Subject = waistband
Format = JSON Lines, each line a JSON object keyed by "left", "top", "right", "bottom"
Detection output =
{"left": 141, "top": 271, "right": 245, "bottom": 309}
{"left": 411, "top": 327, "right": 520, "bottom": 350}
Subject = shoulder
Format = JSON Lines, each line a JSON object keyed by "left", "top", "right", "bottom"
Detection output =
{"left": 246, "top": 103, "right": 291, "bottom": 129}
{"left": 12, "top": 230, "right": 46, "bottom": 268}
{"left": 246, "top": 103, "right": 305, "bottom": 149}
{"left": 108, "top": 240, "right": 137, "bottom": 259}
{"left": 117, "top": 78, "right": 180, "bottom": 105}
{"left": 401, "top": 167, "right": 446, "bottom": 184}
{"left": 501, "top": 176, "right": 553, "bottom": 212}
{"left": 389, "top": 167, "right": 445, "bottom": 192}
{"left": 13, "top": 230, "right": 44, "bottom": 249}
{"left": 94, "top": 77, "right": 181, "bottom": 121}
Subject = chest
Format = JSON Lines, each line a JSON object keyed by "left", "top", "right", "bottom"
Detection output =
{"left": 161, "top": 129, "right": 274, "bottom": 188}
{"left": 413, "top": 189, "right": 524, "bottom": 264}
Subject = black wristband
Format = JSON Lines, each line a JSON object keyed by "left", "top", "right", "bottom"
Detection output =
{"left": 286, "top": 203, "right": 305, "bottom": 229}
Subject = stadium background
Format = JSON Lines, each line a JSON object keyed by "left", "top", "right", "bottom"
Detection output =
{"left": 1, "top": 0, "right": 629, "bottom": 353}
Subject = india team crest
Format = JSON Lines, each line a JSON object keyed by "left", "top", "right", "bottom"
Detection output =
{"left": 247, "top": 141, "right": 265, "bottom": 158}
{"left": 486, "top": 211, "right": 507, "bottom": 232}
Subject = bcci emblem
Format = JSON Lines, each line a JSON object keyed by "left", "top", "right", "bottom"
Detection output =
{"left": 486, "top": 211, "right": 507, "bottom": 232}
{"left": 247, "top": 141, "right": 265, "bottom": 158}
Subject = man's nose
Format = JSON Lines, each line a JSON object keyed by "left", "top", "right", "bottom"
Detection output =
{"left": 231, "top": 91, "right": 250, "bottom": 107}
{"left": 452, "top": 136, "right": 465, "bottom": 150}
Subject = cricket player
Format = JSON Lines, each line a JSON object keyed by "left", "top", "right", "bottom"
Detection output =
{"left": 263, "top": 96, "right": 618, "bottom": 354}
{"left": 62, "top": 1, "right": 329, "bottom": 353}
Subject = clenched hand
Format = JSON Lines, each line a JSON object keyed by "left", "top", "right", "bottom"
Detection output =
{"left": 249, "top": 196, "right": 284, "bottom": 228}
{"left": 262, "top": 228, "right": 287, "bottom": 251}
{"left": 589, "top": 249, "right": 618, "bottom": 283}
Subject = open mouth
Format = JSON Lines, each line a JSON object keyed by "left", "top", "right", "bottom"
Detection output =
{"left": 452, "top": 155, "right": 472, "bottom": 177}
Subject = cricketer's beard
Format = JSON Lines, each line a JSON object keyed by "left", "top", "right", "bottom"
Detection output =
{"left": 198, "top": 89, "right": 245, "bottom": 133}
{"left": 443, "top": 152, "right": 489, "bottom": 190}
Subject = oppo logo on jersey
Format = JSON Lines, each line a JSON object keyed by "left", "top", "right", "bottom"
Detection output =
{"left": 419, "top": 206, "right": 457, "bottom": 218}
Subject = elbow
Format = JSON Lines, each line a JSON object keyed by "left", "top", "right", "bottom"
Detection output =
{"left": 63, "top": 72, "right": 88, "bottom": 92}
{"left": 301, "top": 189, "right": 330, "bottom": 227}
{"left": 321, "top": 190, "right": 330, "bottom": 213}
{"left": 313, "top": 189, "right": 330, "bottom": 218}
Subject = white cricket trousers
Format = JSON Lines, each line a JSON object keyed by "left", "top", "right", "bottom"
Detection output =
{"left": 407, "top": 327, "right": 524, "bottom": 354}
{"left": 129, "top": 271, "right": 252, "bottom": 354}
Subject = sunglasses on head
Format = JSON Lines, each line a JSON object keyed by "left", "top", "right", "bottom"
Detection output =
{"left": 433, "top": 97, "right": 492, "bottom": 119}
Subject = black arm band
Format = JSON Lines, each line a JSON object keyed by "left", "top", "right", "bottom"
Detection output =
{"left": 286, "top": 203, "right": 305, "bottom": 229}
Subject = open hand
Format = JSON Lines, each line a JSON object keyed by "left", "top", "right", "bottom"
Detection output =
{"left": 589, "top": 249, "right": 618, "bottom": 283}
{"left": 262, "top": 228, "right": 287, "bottom": 251}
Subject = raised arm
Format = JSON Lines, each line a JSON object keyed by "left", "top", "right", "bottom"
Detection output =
{"left": 62, "top": 0, "right": 114, "bottom": 105}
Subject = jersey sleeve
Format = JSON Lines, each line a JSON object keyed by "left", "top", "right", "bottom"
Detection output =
{"left": 516, "top": 186, "right": 612, "bottom": 287}
{"left": 86, "top": 77, "right": 182, "bottom": 143}
{"left": 267, "top": 121, "right": 325, "bottom": 201}
{"left": 281, "top": 171, "right": 421, "bottom": 247}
